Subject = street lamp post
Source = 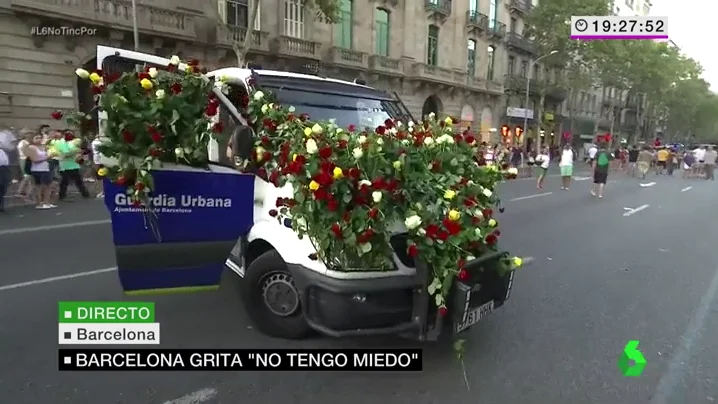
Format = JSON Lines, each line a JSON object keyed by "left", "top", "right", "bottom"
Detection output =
{"left": 523, "top": 49, "right": 558, "bottom": 152}
{"left": 131, "top": 0, "right": 140, "bottom": 51}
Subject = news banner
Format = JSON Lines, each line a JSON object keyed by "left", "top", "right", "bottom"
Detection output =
{"left": 58, "top": 301, "right": 423, "bottom": 371}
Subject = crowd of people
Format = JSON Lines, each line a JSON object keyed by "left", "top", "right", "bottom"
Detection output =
{"left": 0, "top": 126, "right": 105, "bottom": 212}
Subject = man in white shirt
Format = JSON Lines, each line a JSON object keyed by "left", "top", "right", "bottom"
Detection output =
{"left": 559, "top": 144, "right": 574, "bottom": 190}
{"left": 90, "top": 134, "right": 105, "bottom": 198}
{"left": 587, "top": 144, "right": 598, "bottom": 165}
{"left": 694, "top": 146, "right": 706, "bottom": 176}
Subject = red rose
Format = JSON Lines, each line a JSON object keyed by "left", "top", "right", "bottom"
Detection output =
{"left": 384, "top": 119, "right": 394, "bottom": 129}
{"left": 342, "top": 211, "right": 352, "bottom": 222}
{"left": 407, "top": 244, "right": 419, "bottom": 258}
{"left": 134, "top": 182, "right": 145, "bottom": 191}
{"left": 454, "top": 135, "right": 463, "bottom": 143}
{"left": 261, "top": 136, "right": 271, "bottom": 146}
{"left": 315, "top": 171, "right": 333, "bottom": 186}
{"left": 212, "top": 122, "right": 223, "bottom": 133}
{"left": 331, "top": 223, "right": 342, "bottom": 238}
{"left": 299, "top": 113, "right": 310, "bottom": 121}
{"left": 465, "top": 134, "right": 476, "bottom": 144}
{"left": 375, "top": 125, "right": 386, "bottom": 135}
{"left": 294, "top": 154, "right": 306, "bottom": 164}
{"left": 368, "top": 208, "right": 379, "bottom": 219}
{"left": 263, "top": 151, "right": 271, "bottom": 161}
{"left": 327, "top": 199, "right": 339, "bottom": 211}
{"left": 347, "top": 124, "right": 356, "bottom": 132}
{"left": 457, "top": 268, "right": 470, "bottom": 281}
{"left": 137, "top": 72, "right": 149, "bottom": 80}
{"left": 463, "top": 197, "right": 477, "bottom": 207}
{"left": 268, "top": 209, "right": 278, "bottom": 217}
{"left": 268, "top": 170, "right": 279, "bottom": 185}
{"left": 347, "top": 168, "right": 361, "bottom": 179}
{"left": 437, "top": 230, "right": 449, "bottom": 241}
{"left": 442, "top": 218, "right": 461, "bottom": 236}
{"left": 371, "top": 177, "right": 386, "bottom": 189}
{"left": 425, "top": 224, "right": 440, "bottom": 239}
{"left": 64, "top": 132, "right": 74, "bottom": 141}
{"left": 92, "top": 85, "right": 104, "bottom": 95}
{"left": 115, "top": 176, "right": 126, "bottom": 186}
{"left": 482, "top": 208, "right": 493, "bottom": 218}
{"left": 337, "top": 139, "right": 348, "bottom": 149}
{"left": 205, "top": 103, "right": 218, "bottom": 116}
{"left": 51, "top": 111, "right": 63, "bottom": 120}
{"left": 318, "top": 146, "right": 332, "bottom": 159}
{"left": 170, "top": 83, "right": 182, "bottom": 94}
{"left": 122, "top": 130, "right": 135, "bottom": 143}
{"left": 188, "top": 59, "right": 200, "bottom": 66}
{"left": 430, "top": 161, "right": 441, "bottom": 172}
{"left": 314, "top": 187, "right": 329, "bottom": 201}
{"left": 149, "top": 148, "right": 162, "bottom": 157}
{"left": 276, "top": 197, "right": 286, "bottom": 207}
{"left": 151, "top": 132, "right": 162, "bottom": 143}
{"left": 438, "top": 306, "right": 448, "bottom": 316}
{"left": 485, "top": 233, "right": 498, "bottom": 246}
{"left": 256, "top": 167, "right": 267, "bottom": 179}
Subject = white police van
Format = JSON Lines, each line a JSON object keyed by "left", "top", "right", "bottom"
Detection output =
{"left": 97, "top": 46, "right": 515, "bottom": 342}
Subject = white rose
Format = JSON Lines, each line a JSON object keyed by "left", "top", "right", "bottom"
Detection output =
{"left": 360, "top": 242, "right": 372, "bottom": 254}
{"left": 261, "top": 104, "right": 269, "bottom": 114}
{"left": 404, "top": 215, "right": 422, "bottom": 230}
{"left": 352, "top": 147, "right": 364, "bottom": 159}
{"left": 376, "top": 138, "right": 384, "bottom": 145}
{"left": 508, "top": 167, "right": 519, "bottom": 175}
{"left": 312, "top": 123, "right": 323, "bottom": 134}
{"left": 155, "top": 89, "right": 165, "bottom": 99}
{"left": 483, "top": 188, "right": 493, "bottom": 197}
{"left": 174, "top": 147, "right": 184, "bottom": 158}
{"left": 75, "top": 68, "right": 89, "bottom": 79}
{"left": 358, "top": 135, "right": 367, "bottom": 144}
{"left": 401, "top": 139, "right": 410, "bottom": 145}
{"left": 295, "top": 217, "right": 307, "bottom": 230}
{"left": 253, "top": 91, "right": 264, "bottom": 101}
{"left": 408, "top": 121, "right": 415, "bottom": 127}
{"left": 148, "top": 67, "right": 158, "bottom": 78}
{"left": 389, "top": 127, "right": 398, "bottom": 135}
{"left": 288, "top": 106, "right": 296, "bottom": 112}
{"left": 474, "top": 209, "right": 484, "bottom": 219}
{"left": 305, "top": 138, "right": 318, "bottom": 154}
{"left": 428, "top": 112, "right": 436, "bottom": 119}
{"left": 169, "top": 55, "right": 180, "bottom": 65}
{"left": 408, "top": 126, "right": 414, "bottom": 133}
{"left": 372, "top": 191, "right": 382, "bottom": 203}
{"left": 358, "top": 180, "right": 372, "bottom": 187}
{"left": 423, "top": 137, "right": 434, "bottom": 146}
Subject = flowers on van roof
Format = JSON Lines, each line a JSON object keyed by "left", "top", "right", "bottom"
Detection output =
{"left": 243, "top": 81, "right": 522, "bottom": 316}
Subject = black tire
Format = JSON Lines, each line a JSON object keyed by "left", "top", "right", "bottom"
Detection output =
{"left": 240, "top": 249, "right": 311, "bottom": 339}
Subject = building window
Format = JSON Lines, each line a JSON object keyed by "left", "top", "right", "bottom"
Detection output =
{"left": 510, "top": 18, "right": 517, "bottom": 33}
{"left": 469, "top": 0, "right": 477, "bottom": 13}
{"left": 489, "top": 0, "right": 497, "bottom": 28}
{"left": 336, "top": 0, "right": 352, "bottom": 48}
{"left": 427, "top": 25, "right": 439, "bottom": 66}
{"left": 284, "top": 0, "right": 304, "bottom": 38}
{"left": 467, "top": 39, "right": 476, "bottom": 78}
{"left": 520, "top": 60, "right": 528, "bottom": 77}
{"left": 508, "top": 55, "right": 515, "bottom": 75}
{"left": 532, "top": 63, "right": 539, "bottom": 80}
{"left": 543, "top": 67, "right": 550, "bottom": 83}
{"left": 218, "top": 0, "right": 261, "bottom": 29}
{"left": 487, "top": 45, "right": 495, "bottom": 80}
{"left": 375, "top": 8, "right": 389, "bottom": 56}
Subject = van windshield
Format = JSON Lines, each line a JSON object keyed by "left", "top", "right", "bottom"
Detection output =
{"left": 262, "top": 86, "right": 405, "bottom": 129}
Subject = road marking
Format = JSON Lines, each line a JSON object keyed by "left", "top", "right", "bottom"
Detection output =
{"left": 640, "top": 182, "right": 656, "bottom": 187}
{"left": 623, "top": 204, "right": 650, "bottom": 217}
{"left": 164, "top": 388, "right": 218, "bottom": 404}
{"left": 509, "top": 192, "right": 553, "bottom": 201}
{"left": 574, "top": 176, "right": 591, "bottom": 181}
{"left": 623, "top": 207, "right": 633, "bottom": 211}
{"left": 0, "top": 219, "right": 110, "bottom": 237}
{"left": 0, "top": 267, "right": 116, "bottom": 292}
{"left": 681, "top": 186, "right": 693, "bottom": 192}
{"left": 651, "top": 265, "right": 718, "bottom": 404}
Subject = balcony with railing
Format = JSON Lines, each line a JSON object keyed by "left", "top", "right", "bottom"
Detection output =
{"left": 411, "top": 63, "right": 454, "bottom": 84}
{"left": 218, "top": 27, "right": 270, "bottom": 53}
{"left": 545, "top": 82, "right": 568, "bottom": 102}
{"left": 506, "top": 33, "right": 537, "bottom": 54}
{"left": 466, "top": 10, "right": 488, "bottom": 34}
{"left": 271, "top": 36, "right": 322, "bottom": 59}
{"left": 368, "top": 55, "right": 403, "bottom": 75}
{"left": 425, "top": 0, "right": 452, "bottom": 19}
{"left": 504, "top": 74, "right": 544, "bottom": 95}
{"left": 508, "top": 0, "right": 533, "bottom": 15}
{"left": 10, "top": 0, "right": 197, "bottom": 39}
{"left": 487, "top": 20, "right": 506, "bottom": 39}
{"left": 326, "top": 47, "right": 368, "bottom": 69}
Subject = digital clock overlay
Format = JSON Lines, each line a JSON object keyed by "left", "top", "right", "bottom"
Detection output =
{"left": 570, "top": 16, "right": 668, "bottom": 40}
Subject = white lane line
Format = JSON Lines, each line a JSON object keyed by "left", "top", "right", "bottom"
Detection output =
{"left": 0, "top": 267, "right": 116, "bottom": 292}
{"left": 509, "top": 192, "right": 553, "bottom": 202}
{"left": 681, "top": 186, "right": 693, "bottom": 192}
{"left": 0, "top": 219, "right": 110, "bottom": 237}
{"left": 640, "top": 182, "right": 656, "bottom": 187}
{"left": 574, "top": 176, "right": 591, "bottom": 181}
{"left": 623, "top": 204, "right": 650, "bottom": 217}
{"left": 164, "top": 388, "right": 218, "bottom": 404}
{"left": 651, "top": 266, "right": 718, "bottom": 404}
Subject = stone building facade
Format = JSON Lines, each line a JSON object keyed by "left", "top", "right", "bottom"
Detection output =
{"left": 0, "top": 0, "right": 576, "bottom": 145}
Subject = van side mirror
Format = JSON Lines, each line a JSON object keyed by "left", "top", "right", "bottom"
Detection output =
{"left": 230, "top": 126, "right": 255, "bottom": 168}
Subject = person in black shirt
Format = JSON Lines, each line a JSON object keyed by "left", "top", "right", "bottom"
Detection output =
{"left": 627, "top": 145, "right": 639, "bottom": 177}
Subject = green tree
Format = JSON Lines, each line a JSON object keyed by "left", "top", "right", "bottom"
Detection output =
{"left": 216, "top": 0, "right": 340, "bottom": 66}
{"left": 525, "top": 0, "right": 612, "bottom": 148}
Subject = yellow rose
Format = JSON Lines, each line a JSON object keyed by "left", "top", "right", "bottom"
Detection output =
{"left": 488, "top": 218, "right": 497, "bottom": 227}
{"left": 309, "top": 180, "right": 320, "bottom": 191}
{"left": 392, "top": 160, "right": 402, "bottom": 169}
{"left": 512, "top": 256, "right": 523, "bottom": 268}
{"left": 292, "top": 153, "right": 298, "bottom": 162}
{"left": 333, "top": 167, "right": 343, "bottom": 179}
{"left": 88, "top": 72, "right": 101, "bottom": 84}
{"left": 139, "top": 78, "right": 153, "bottom": 90}
{"left": 444, "top": 116, "right": 453, "bottom": 125}
{"left": 186, "top": 65, "right": 194, "bottom": 73}
{"left": 448, "top": 209, "right": 461, "bottom": 221}
{"left": 97, "top": 167, "right": 108, "bottom": 177}
{"left": 444, "top": 189, "right": 456, "bottom": 200}
{"left": 303, "top": 127, "right": 312, "bottom": 137}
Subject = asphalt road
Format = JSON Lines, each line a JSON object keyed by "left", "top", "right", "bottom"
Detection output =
{"left": 1, "top": 167, "right": 717, "bottom": 404}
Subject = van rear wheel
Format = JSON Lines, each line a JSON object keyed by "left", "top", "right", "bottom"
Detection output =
{"left": 240, "top": 249, "right": 311, "bottom": 339}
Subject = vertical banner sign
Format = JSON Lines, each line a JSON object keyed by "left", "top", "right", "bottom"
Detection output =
{"left": 58, "top": 301, "right": 160, "bottom": 345}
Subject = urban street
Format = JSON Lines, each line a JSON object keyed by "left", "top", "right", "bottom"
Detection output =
{"left": 1, "top": 168, "right": 716, "bottom": 404}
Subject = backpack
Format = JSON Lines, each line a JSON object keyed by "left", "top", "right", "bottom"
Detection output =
{"left": 597, "top": 151, "right": 610, "bottom": 167}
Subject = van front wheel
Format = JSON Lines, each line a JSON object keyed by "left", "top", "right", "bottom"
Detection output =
{"left": 240, "top": 249, "right": 311, "bottom": 339}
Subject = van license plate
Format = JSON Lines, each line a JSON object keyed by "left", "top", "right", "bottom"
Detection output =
{"left": 454, "top": 301, "right": 494, "bottom": 333}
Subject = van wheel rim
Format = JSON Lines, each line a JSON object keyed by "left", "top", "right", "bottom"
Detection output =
{"left": 260, "top": 272, "right": 300, "bottom": 317}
